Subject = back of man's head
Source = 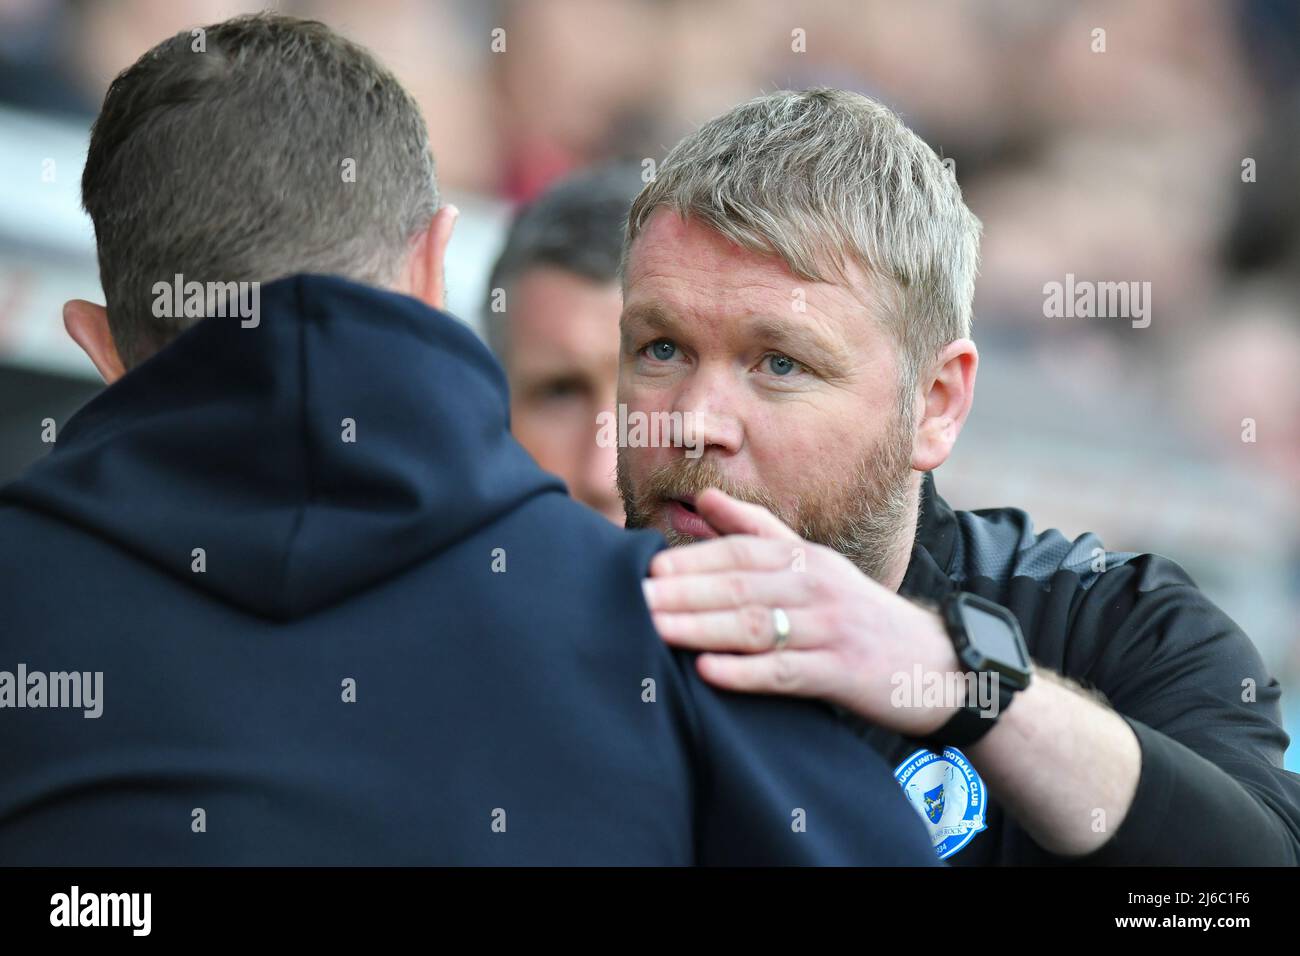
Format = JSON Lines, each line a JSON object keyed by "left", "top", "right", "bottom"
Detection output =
{"left": 81, "top": 12, "right": 438, "bottom": 369}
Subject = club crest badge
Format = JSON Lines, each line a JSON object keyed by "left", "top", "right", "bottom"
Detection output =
{"left": 893, "top": 746, "right": 987, "bottom": 860}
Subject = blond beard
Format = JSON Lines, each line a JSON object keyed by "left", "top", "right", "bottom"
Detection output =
{"left": 617, "top": 415, "right": 919, "bottom": 585}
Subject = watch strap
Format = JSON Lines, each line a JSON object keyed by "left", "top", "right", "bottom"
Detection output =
{"left": 917, "top": 590, "right": 1029, "bottom": 754}
{"left": 917, "top": 673, "right": 1015, "bottom": 755}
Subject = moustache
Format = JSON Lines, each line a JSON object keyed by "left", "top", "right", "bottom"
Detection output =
{"left": 634, "top": 456, "right": 785, "bottom": 521}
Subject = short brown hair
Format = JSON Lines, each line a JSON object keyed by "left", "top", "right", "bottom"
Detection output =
{"left": 81, "top": 12, "right": 438, "bottom": 367}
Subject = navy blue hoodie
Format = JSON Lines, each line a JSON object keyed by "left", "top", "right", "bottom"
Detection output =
{"left": 0, "top": 274, "right": 937, "bottom": 865}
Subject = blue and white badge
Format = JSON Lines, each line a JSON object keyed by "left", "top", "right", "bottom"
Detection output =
{"left": 893, "top": 746, "right": 987, "bottom": 860}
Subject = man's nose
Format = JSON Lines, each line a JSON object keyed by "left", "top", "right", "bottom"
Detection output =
{"left": 673, "top": 368, "right": 743, "bottom": 457}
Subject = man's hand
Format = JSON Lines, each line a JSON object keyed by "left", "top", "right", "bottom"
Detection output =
{"left": 642, "top": 487, "right": 961, "bottom": 737}
{"left": 643, "top": 486, "right": 1143, "bottom": 857}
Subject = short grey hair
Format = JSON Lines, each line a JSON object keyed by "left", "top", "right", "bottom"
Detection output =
{"left": 624, "top": 88, "right": 982, "bottom": 406}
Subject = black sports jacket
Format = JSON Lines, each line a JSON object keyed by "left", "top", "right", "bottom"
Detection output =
{"left": 866, "top": 471, "right": 1300, "bottom": 865}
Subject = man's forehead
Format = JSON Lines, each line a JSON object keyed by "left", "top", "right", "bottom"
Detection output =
{"left": 627, "top": 209, "right": 785, "bottom": 285}
{"left": 510, "top": 267, "right": 622, "bottom": 363}
{"left": 624, "top": 210, "right": 883, "bottom": 350}
{"left": 514, "top": 267, "right": 622, "bottom": 332}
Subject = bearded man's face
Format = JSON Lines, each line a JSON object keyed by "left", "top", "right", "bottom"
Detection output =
{"left": 616, "top": 210, "right": 922, "bottom": 584}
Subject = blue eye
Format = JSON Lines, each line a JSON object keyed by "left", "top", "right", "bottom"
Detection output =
{"left": 648, "top": 340, "right": 677, "bottom": 361}
{"left": 766, "top": 354, "right": 797, "bottom": 376}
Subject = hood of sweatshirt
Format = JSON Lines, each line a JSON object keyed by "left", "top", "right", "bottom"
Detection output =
{"left": 2, "top": 273, "right": 565, "bottom": 620}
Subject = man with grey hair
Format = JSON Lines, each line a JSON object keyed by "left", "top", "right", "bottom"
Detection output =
{"left": 626, "top": 88, "right": 1300, "bottom": 864}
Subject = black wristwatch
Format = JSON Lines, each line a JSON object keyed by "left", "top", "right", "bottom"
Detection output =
{"left": 917, "top": 591, "right": 1033, "bottom": 755}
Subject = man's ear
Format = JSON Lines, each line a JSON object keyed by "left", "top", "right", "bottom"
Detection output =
{"left": 63, "top": 299, "right": 126, "bottom": 384}
{"left": 402, "top": 204, "right": 459, "bottom": 310}
{"left": 911, "top": 338, "right": 978, "bottom": 473}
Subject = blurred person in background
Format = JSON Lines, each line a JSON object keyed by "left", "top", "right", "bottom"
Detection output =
{"left": 483, "top": 164, "right": 644, "bottom": 525}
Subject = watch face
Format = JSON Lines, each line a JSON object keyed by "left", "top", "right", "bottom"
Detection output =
{"left": 963, "top": 602, "right": 1031, "bottom": 675}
